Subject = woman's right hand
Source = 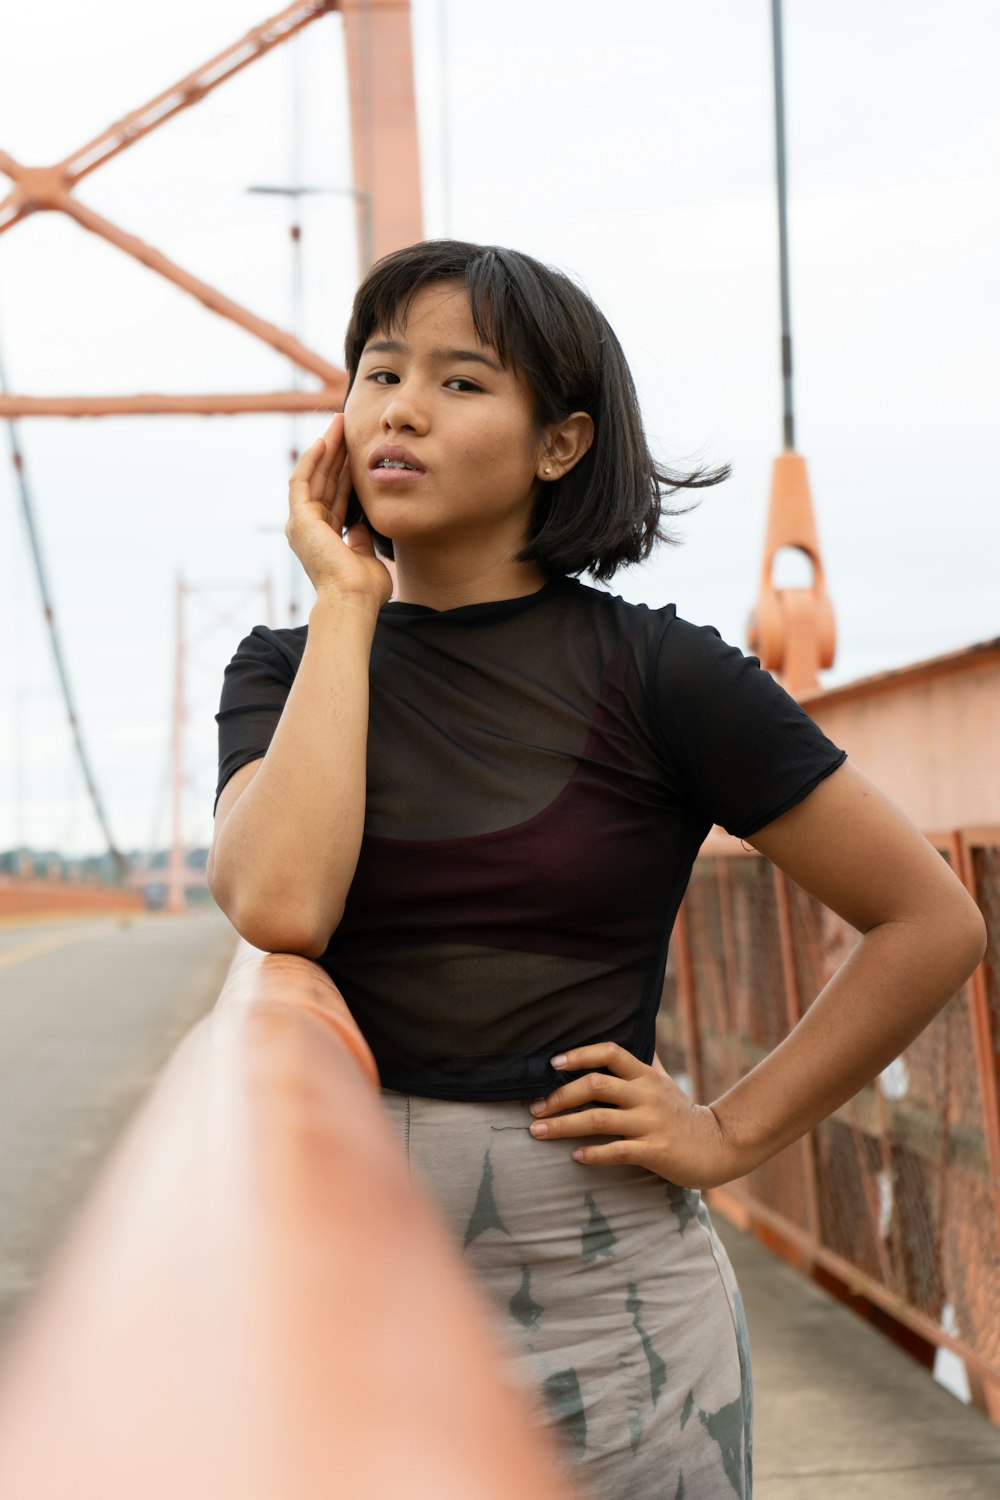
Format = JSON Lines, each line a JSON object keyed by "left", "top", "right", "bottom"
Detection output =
{"left": 285, "top": 412, "right": 393, "bottom": 609}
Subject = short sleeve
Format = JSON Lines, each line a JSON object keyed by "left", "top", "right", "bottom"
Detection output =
{"left": 649, "top": 610, "right": 847, "bottom": 839}
{"left": 214, "top": 624, "right": 306, "bottom": 812}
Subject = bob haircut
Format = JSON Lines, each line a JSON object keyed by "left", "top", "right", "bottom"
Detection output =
{"left": 342, "top": 239, "right": 728, "bottom": 582}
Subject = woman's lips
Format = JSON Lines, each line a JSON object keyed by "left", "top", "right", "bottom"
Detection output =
{"left": 368, "top": 465, "right": 427, "bottom": 483}
{"left": 368, "top": 443, "right": 426, "bottom": 473}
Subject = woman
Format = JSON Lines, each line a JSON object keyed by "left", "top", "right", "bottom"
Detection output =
{"left": 208, "top": 240, "right": 986, "bottom": 1500}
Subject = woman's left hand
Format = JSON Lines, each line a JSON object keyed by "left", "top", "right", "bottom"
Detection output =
{"left": 528, "top": 1043, "right": 734, "bottom": 1189}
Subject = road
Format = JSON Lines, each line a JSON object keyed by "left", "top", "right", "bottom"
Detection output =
{"left": 0, "top": 909, "right": 237, "bottom": 1345}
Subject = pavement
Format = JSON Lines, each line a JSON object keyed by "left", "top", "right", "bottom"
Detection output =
{"left": 714, "top": 1213, "right": 1000, "bottom": 1498}
{"left": 0, "top": 909, "right": 237, "bottom": 1344}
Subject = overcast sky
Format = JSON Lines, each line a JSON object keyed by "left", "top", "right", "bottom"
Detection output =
{"left": 1, "top": 0, "right": 997, "bottom": 856}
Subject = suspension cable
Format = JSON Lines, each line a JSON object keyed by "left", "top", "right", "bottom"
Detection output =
{"left": 0, "top": 332, "right": 128, "bottom": 879}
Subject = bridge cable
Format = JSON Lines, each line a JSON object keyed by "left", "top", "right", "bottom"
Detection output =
{"left": 0, "top": 334, "right": 128, "bottom": 879}
{"left": 770, "top": 0, "right": 796, "bottom": 452}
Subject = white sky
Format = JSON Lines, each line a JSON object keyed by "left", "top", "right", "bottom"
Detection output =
{"left": 1, "top": 0, "right": 998, "bottom": 856}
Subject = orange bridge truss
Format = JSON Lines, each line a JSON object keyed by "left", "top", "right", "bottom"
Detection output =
{"left": 0, "top": 0, "right": 423, "bottom": 419}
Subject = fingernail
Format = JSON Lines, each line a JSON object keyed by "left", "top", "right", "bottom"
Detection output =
{"left": 530, "top": 1121, "right": 548, "bottom": 1137}
{"left": 529, "top": 1100, "right": 546, "bottom": 1115}
{"left": 550, "top": 1054, "right": 567, "bottom": 1069}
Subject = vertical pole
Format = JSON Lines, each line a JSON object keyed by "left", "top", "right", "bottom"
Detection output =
{"left": 166, "top": 578, "right": 186, "bottom": 915}
{"left": 13, "top": 688, "right": 26, "bottom": 856}
{"left": 773, "top": 868, "right": 821, "bottom": 1255}
{"left": 438, "top": 0, "right": 452, "bottom": 233}
{"left": 950, "top": 829, "right": 1000, "bottom": 1421}
{"left": 955, "top": 835, "right": 1000, "bottom": 1251}
{"left": 770, "top": 0, "right": 795, "bottom": 452}
{"left": 288, "top": 33, "right": 304, "bottom": 625}
{"left": 341, "top": 0, "right": 423, "bottom": 268}
{"left": 357, "top": 0, "right": 376, "bottom": 274}
{"left": 672, "top": 905, "right": 705, "bottom": 1106}
{"left": 716, "top": 860, "right": 742, "bottom": 1087}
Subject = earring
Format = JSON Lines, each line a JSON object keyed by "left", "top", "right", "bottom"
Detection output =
{"left": 544, "top": 465, "right": 553, "bottom": 475}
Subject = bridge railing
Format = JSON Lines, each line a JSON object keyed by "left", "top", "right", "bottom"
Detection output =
{"left": 0, "top": 942, "right": 581, "bottom": 1500}
{"left": 0, "top": 874, "right": 144, "bottom": 919}
{"left": 660, "top": 826, "right": 1000, "bottom": 1423}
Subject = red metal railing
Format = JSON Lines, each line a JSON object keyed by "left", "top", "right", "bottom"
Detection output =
{"left": 0, "top": 944, "right": 581, "bottom": 1499}
{"left": 0, "top": 876, "right": 143, "bottom": 920}
{"left": 661, "top": 827, "right": 1000, "bottom": 1422}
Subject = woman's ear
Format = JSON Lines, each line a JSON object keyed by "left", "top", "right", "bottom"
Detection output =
{"left": 537, "top": 411, "right": 594, "bottom": 482}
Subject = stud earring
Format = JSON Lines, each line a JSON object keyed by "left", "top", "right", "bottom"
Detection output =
{"left": 544, "top": 465, "right": 553, "bottom": 475}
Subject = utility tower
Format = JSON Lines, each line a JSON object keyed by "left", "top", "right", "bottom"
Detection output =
{"left": 167, "top": 578, "right": 274, "bottom": 914}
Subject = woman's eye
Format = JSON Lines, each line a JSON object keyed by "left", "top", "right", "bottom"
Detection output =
{"left": 446, "top": 378, "right": 481, "bottom": 393}
{"left": 368, "top": 370, "right": 399, "bottom": 385}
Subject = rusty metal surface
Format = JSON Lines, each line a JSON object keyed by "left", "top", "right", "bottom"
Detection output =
{"left": 802, "top": 645, "right": 1000, "bottom": 831}
{"left": 660, "top": 831, "right": 1000, "bottom": 1418}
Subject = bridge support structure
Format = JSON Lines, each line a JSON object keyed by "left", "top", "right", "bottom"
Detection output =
{"left": 0, "top": 0, "right": 424, "bottom": 420}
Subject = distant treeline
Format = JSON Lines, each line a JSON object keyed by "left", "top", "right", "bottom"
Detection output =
{"left": 0, "top": 847, "right": 210, "bottom": 884}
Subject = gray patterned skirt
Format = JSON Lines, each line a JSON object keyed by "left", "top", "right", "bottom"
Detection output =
{"left": 379, "top": 1089, "right": 753, "bottom": 1500}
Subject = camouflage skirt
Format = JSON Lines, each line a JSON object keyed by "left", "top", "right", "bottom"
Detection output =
{"left": 380, "top": 1089, "right": 753, "bottom": 1500}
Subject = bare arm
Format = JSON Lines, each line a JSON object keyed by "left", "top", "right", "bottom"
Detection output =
{"left": 207, "top": 414, "right": 392, "bottom": 957}
{"left": 708, "top": 760, "right": 987, "bottom": 1178}
{"left": 528, "top": 761, "right": 987, "bottom": 1189}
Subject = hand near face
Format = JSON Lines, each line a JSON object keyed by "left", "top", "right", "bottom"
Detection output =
{"left": 527, "top": 1043, "right": 733, "bottom": 1189}
{"left": 286, "top": 412, "right": 393, "bottom": 609}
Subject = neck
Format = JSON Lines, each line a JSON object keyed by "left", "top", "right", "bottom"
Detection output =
{"left": 391, "top": 546, "right": 549, "bottom": 612}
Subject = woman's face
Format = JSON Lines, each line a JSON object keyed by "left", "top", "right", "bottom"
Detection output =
{"left": 344, "top": 282, "right": 549, "bottom": 560}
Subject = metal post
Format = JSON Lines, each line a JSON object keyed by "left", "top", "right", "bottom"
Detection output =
{"left": 955, "top": 833, "right": 1000, "bottom": 1258}
{"left": 166, "top": 578, "right": 186, "bottom": 914}
{"left": 672, "top": 905, "right": 705, "bottom": 1106}
{"left": 249, "top": 15, "right": 365, "bottom": 625}
{"left": 771, "top": 0, "right": 795, "bottom": 451}
{"left": 438, "top": 0, "right": 452, "bottom": 233}
{"left": 772, "top": 867, "right": 822, "bottom": 1254}
{"left": 358, "top": 0, "right": 376, "bottom": 273}
{"left": 288, "top": 32, "right": 304, "bottom": 624}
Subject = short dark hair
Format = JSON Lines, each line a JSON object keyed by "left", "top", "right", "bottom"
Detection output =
{"left": 342, "top": 239, "right": 728, "bottom": 582}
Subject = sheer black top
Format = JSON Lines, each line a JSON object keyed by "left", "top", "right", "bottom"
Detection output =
{"left": 215, "top": 573, "right": 846, "bottom": 1100}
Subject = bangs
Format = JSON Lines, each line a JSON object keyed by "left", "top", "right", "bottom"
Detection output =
{"left": 345, "top": 245, "right": 538, "bottom": 385}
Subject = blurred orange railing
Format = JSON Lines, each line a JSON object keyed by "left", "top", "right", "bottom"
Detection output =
{"left": 662, "top": 827, "right": 1000, "bottom": 1422}
{"left": 0, "top": 875, "right": 143, "bottom": 921}
{"left": 0, "top": 944, "right": 580, "bottom": 1500}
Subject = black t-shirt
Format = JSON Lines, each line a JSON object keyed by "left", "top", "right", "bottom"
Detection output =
{"left": 215, "top": 573, "right": 846, "bottom": 1101}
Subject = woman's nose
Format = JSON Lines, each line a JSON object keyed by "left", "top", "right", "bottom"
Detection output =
{"left": 380, "top": 390, "right": 428, "bottom": 435}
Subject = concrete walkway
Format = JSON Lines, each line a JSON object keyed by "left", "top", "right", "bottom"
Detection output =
{"left": 0, "top": 910, "right": 237, "bottom": 1345}
{"left": 714, "top": 1214, "right": 1000, "bottom": 1498}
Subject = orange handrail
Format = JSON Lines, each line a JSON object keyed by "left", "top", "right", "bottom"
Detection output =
{"left": 0, "top": 943, "right": 581, "bottom": 1499}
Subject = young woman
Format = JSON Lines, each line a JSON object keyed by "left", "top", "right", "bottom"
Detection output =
{"left": 208, "top": 240, "right": 986, "bottom": 1500}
